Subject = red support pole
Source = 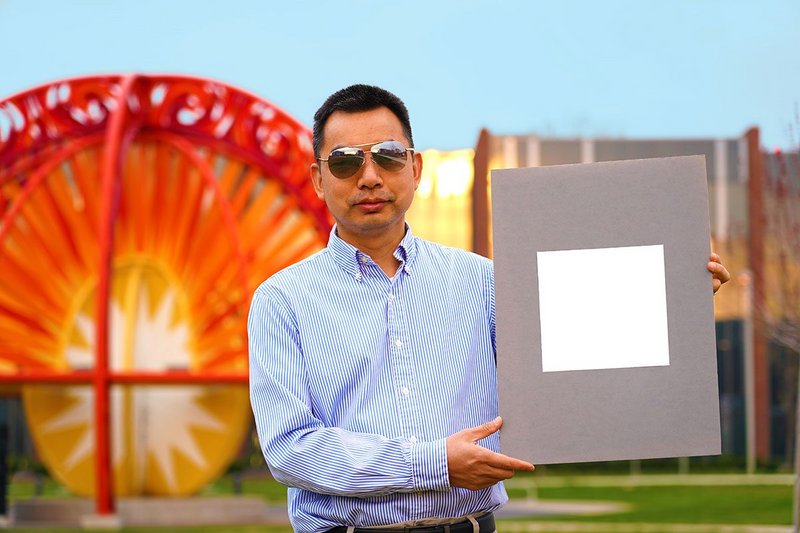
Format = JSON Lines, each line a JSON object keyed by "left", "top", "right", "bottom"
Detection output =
{"left": 746, "top": 127, "right": 771, "bottom": 462}
{"left": 472, "top": 128, "right": 491, "bottom": 257}
{"left": 94, "top": 74, "right": 138, "bottom": 515}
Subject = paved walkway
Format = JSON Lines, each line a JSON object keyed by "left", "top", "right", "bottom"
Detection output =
{"left": 498, "top": 499, "right": 630, "bottom": 518}
{"left": 11, "top": 497, "right": 625, "bottom": 528}
{"left": 10, "top": 497, "right": 289, "bottom": 528}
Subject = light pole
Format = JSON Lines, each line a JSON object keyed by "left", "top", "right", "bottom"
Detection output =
{"left": 739, "top": 270, "right": 756, "bottom": 475}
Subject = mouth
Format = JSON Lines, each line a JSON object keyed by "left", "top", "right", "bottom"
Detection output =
{"left": 354, "top": 198, "right": 389, "bottom": 213}
{"left": 355, "top": 197, "right": 389, "bottom": 206}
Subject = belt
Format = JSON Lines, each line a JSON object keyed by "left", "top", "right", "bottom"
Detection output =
{"left": 326, "top": 512, "right": 495, "bottom": 533}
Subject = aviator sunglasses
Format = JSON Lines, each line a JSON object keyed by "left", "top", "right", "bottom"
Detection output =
{"left": 318, "top": 140, "right": 415, "bottom": 179}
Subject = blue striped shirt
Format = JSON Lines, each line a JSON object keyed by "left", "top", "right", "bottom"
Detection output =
{"left": 248, "top": 226, "right": 507, "bottom": 532}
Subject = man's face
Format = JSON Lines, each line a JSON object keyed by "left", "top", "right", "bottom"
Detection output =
{"left": 311, "top": 107, "right": 422, "bottom": 245}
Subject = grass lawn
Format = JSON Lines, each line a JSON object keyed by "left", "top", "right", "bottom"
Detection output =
{"left": 525, "top": 484, "right": 794, "bottom": 525}
{"left": 8, "top": 473, "right": 796, "bottom": 531}
{"left": 8, "top": 475, "right": 73, "bottom": 500}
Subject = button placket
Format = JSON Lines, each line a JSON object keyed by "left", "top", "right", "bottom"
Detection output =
{"left": 387, "top": 275, "right": 417, "bottom": 445}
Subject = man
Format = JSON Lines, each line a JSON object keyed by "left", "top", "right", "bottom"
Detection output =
{"left": 248, "top": 84, "right": 731, "bottom": 533}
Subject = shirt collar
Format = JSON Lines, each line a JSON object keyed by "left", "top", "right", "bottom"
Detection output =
{"left": 327, "top": 224, "right": 418, "bottom": 280}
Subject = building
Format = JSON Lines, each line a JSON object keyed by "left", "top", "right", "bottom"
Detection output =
{"left": 411, "top": 129, "right": 800, "bottom": 466}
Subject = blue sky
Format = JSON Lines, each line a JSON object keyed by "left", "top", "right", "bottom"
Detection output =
{"left": 1, "top": 0, "right": 798, "bottom": 150}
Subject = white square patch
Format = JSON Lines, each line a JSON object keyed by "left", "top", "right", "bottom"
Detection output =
{"left": 537, "top": 244, "right": 670, "bottom": 372}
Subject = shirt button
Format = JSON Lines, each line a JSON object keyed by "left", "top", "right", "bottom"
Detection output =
{"left": 355, "top": 272, "right": 362, "bottom": 280}
{"left": 401, "top": 387, "right": 410, "bottom": 396}
{"left": 395, "top": 339, "right": 403, "bottom": 348}
{"left": 360, "top": 256, "right": 369, "bottom": 263}
{"left": 388, "top": 293, "right": 395, "bottom": 301}
{"left": 409, "top": 436, "right": 417, "bottom": 444}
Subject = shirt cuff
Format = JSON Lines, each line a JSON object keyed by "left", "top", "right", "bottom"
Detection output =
{"left": 408, "top": 437, "right": 450, "bottom": 492}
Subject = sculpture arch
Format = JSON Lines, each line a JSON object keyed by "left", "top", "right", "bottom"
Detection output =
{"left": 0, "top": 74, "right": 331, "bottom": 500}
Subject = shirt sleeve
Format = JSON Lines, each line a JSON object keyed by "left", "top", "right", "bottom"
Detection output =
{"left": 248, "top": 283, "right": 451, "bottom": 498}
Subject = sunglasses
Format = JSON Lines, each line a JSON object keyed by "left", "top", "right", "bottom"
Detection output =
{"left": 318, "top": 140, "right": 415, "bottom": 179}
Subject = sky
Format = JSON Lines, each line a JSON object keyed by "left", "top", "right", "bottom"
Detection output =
{"left": 0, "top": 0, "right": 798, "bottom": 151}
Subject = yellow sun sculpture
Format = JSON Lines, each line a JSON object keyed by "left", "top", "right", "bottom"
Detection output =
{"left": 0, "top": 75, "right": 331, "bottom": 497}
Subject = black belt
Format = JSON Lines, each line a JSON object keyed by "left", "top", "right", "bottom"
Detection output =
{"left": 326, "top": 512, "right": 495, "bottom": 533}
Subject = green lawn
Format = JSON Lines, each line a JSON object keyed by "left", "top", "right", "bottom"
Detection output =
{"left": 199, "top": 475, "right": 289, "bottom": 503}
{"left": 8, "top": 475, "right": 73, "bottom": 500}
{"left": 527, "top": 484, "right": 793, "bottom": 524}
{"left": 8, "top": 473, "right": 796, "bottom": 531}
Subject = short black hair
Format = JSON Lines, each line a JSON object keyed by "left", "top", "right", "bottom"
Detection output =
{"left": 312, "top": 84, "right": 414, "bottom": 159}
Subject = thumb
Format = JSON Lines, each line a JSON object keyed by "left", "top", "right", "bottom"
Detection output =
{"left": 468, "top": 416, "right": 503, "bottom": 442}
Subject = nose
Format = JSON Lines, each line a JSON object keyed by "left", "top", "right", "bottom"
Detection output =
{"left": 356, "top": 155, "right": 384, "bottom": 189}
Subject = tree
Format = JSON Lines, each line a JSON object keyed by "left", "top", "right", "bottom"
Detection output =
{"left": 758, "top": 112, "right": 800, "bottom": 531}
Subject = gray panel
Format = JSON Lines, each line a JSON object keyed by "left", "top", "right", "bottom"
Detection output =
{"left": 595, "top": 140, "right": 716, "bottom": 181}
{"left": 540, "top": 140, "right": 581, "bottom": 166}
{"left": 726, "top": 140, "right": 742, "bottom": 184}
{"left": 492, "top": 155, "right": 720, "bottom": 464}
{"left": 728, "top": 183, "right": 749, "bottom": 236}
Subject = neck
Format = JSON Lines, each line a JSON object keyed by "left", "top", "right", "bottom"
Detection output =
{"left": 337, "top": 225, "right": 405, "bottom": 276}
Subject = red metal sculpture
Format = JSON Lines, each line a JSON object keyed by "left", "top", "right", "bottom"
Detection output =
{"left": 0, "top": 74, "right": 331, "bottom": 514}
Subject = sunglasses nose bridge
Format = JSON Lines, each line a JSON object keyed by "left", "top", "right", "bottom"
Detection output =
{"left": 357, "top": 154, "right": 384, "bottom": 186}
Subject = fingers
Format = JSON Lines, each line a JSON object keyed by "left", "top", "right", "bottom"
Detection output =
{"left": 446, "top": 419, "right": 536, "bottom": 490}
{"left": 465, "top": 416, "right": 503, "bottom": 441}
{"left": 459, "top": 418, "right": 534, "bottom": 470}
{"left": 718, "top": 265, "right": 731, "bottom": 283}
{"left": 451, "top": 449, "right": 535, "bottom": 490}
{"left": 706, "top": 259, "right": 730, "bottom": 279}
{"left": 470, "top": 465, "right": 516, "bottom": 487}
{"left": 707, "top": 254, "right": 731, "bottom": 294}
{"left": 467, "top": 443, "right": 534, "bottom": 472}
{"left": 485, "top": 466, "right": 515, "bottom": 481}
{"left": 487, "top": 450, "right": 535, "bottom": 472}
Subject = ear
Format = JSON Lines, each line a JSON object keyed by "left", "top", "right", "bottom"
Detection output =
{"left": 311, "top": 162, "right": 325, "bottom": 200}
{"left": 412, "top": 150, "right": 423, "bottom": 191}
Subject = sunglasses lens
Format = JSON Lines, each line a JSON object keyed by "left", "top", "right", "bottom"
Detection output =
{"left": 324, "top": 142, "right": 410, "bottom": 178}
{"left": 327, "top": 148, "right": 365, "bottom": 179}
{"left": 372, "top": 141, "right": 409, "bottom": 172}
